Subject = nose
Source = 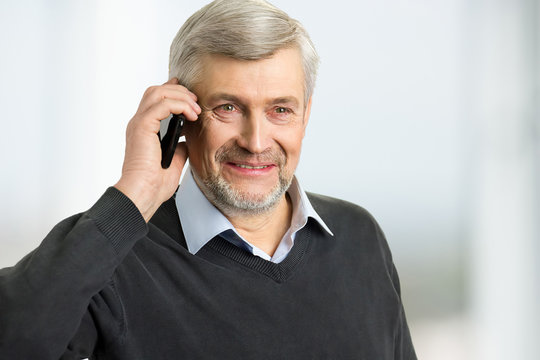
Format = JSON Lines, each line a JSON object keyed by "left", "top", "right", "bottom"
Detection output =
{"left": 236, "top": 112, "right": 272, "bottom": 154}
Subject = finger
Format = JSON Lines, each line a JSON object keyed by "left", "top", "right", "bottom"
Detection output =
{"left": 137, "top": 94, "right": 201, "bottom": 114}
{"left": 164, "top": 77, "right": 179, "bottom": 85}
{"left": 139, "top": 98, "right": 200, "bottom": 130}
{"left": 138, "top": 86, "right": 199, "bottom": 114}
{"left": 163, "top": 78, "right": 197, "bottom": 102}
{"left": 160, "top": 84, "right": 198, "bottom": 101}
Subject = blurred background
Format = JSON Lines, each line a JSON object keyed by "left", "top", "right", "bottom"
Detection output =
{"left": 1, "top": 0, "right": 539, "bottom": 358}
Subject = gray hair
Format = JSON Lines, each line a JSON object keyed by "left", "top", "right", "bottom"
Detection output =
{"left": 168, "top": 0, "right": 319, "bottom": 104}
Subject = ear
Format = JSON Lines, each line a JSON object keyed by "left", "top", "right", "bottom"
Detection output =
{"left": 302, "top": 96, "right": 312, "bottom": 137}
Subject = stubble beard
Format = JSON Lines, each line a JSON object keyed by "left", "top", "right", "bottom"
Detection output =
{"left": 193, "top": 144, "right": 294, "bottom": 217}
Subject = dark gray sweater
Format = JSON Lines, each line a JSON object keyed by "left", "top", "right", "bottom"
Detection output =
{"left": 0, "top": 187, "right": 416, "bottom": 359}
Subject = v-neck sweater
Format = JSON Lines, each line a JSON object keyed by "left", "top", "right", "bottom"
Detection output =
{"left": 0, "top": 187, "right": 416, "bottom": 359}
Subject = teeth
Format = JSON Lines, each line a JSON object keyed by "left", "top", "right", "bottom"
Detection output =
{"left": 235, "top": 164, "right": 269, "bottom": 169}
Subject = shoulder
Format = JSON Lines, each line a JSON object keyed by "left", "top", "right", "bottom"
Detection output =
{"left": 306, "top": 192, "right": 393, "bottom": 264}
{"left": 306, "top": 192, "right": 380, "bottom": 232}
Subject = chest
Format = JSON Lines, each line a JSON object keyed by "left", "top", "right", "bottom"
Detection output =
{"left": 103, "top": 244, "right": 400, "bottom": 359}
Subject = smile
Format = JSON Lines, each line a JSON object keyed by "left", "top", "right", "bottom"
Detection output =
{"left": 234, "top": 164, "right": 270, "bottom": 169}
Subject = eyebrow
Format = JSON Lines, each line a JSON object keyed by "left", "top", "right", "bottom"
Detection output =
{"left": 270, "top": 97, "right": 300, "bottom": 108}
{"left": 207, "top": 93, "right": 300, "bottom": 108}
{"left": 207, "top": 93, "right": 241, "bottom": 104}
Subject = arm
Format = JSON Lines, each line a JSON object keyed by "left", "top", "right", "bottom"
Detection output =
{"left": 372, "top": 216, "right": 417, "bottom": 360}
{"left": 0, "top": 78, "right": 200, "bottom": 359}
{"left": 390, "top": 263, "right": 418, "bottom": 360}
{"left": 0, "top": 187, "right": 146, "bottom": 359}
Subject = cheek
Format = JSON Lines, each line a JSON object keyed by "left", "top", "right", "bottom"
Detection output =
{"left": 184, "top": 123, "right": 212, "bottom": 173}
{"left": 185, "top": 120, "right": 237, "bottom": 171}
{"left": 276, "top": 128, "right": 305, "bottom": 164}
{"left": 184, "top": 124, "right": 203, "bottom": 160}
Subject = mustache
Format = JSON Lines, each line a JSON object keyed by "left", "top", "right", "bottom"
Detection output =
{"left": 215, "top": 142, "right": 286, "bottom": 167}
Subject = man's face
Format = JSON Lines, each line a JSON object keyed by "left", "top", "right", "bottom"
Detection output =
{"left": 184, "top": 47, "right": 311, "bottom": 215}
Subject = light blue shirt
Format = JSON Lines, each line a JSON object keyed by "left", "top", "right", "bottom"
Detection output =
{"left": 176, "top": 168, "right": 333, "bottom": 263}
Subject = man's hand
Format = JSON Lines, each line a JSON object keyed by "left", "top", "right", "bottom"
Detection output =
{"left": 114, "top": 78, "right": 201, "bottom": 222}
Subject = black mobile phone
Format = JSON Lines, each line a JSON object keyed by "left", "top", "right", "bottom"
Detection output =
{"left": 159, "top": 113, "right": 185, "bottom": 169}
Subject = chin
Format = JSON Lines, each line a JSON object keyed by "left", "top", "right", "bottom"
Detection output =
{"left": 194, "top": 170, "right": 292, "bottom": 217}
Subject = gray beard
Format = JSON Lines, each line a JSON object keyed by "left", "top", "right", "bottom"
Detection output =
{"left": 192, "top": 169, "right": 293, "bottom": 217}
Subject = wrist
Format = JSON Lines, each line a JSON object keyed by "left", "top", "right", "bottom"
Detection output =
{"left": 114, "top": 178, "right": 160, "bottom": 222}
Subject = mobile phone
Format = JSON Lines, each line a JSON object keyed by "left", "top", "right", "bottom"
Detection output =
{"left": 159, "top": 113, "right": 185, "bottom": 169}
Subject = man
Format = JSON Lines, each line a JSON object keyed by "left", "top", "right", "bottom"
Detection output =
{"left": 0, "top": 0, "right": 416, "bottom": 359}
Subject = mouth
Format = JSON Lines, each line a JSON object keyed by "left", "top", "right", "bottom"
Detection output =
{"left": 225, "top": 161, "right": 277, "bottom": 175}
{"left": 233, "top": 164, "right": 272, "bottom": 170}
{"left": 215, "top": 143, "right": 285, "bottom": 179}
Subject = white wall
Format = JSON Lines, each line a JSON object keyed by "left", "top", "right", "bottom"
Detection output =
{"left": 0, "top": 0, "right": 538, "bottom": 358}
{"left": 465, "top": 0, "right": 540, "bottom": 358}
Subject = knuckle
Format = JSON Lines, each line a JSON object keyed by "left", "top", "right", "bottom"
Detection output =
{"left": 143, "top": 86, "right": 154, "bottom": 97}
{"left": 144, "top": 85, "right": 161, "bottom": 98}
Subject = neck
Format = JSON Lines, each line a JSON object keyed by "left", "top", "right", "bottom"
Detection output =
{"left": 227, "top": 193, "right": 293, "bottom": 258}
{"left": 191, "top": 171, "right": 294, "bottom": 257}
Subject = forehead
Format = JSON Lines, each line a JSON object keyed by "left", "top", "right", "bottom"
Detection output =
{"left": 195, "top": 48, "right": 305, "bottom": 105}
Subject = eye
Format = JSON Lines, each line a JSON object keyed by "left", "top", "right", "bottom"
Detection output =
{"left": 275, "top": 107, "right": 290, "bottom": 114}
{"left": 220, "top": 104, "right": 235, "bottom": 112}
{"left": 213, "top": 103, "right": 241, "bottom": 122}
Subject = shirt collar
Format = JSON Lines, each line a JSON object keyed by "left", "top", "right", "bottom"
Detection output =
{"left": 176, "top": 167, "right": 333, "bottom": 256}
{"left": 287, "top": 176, "right": 333, "bottom": 237}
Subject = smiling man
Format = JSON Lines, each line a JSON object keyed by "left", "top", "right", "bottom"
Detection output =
{"left": 0, "top": 0, "right": 416, "bottom": 359}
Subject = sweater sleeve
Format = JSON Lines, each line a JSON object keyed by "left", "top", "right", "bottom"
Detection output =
{"left": 0, "top": 187, "right": 148, "bottom": 359}
{"left": 380, "top": 233, "right": 418, "bottom": 360}
{"left": 390, "top": 263, "right": 418, "bottom": 360}
{"left": 369, "top": 210, "right": 417, "bottom": 360}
